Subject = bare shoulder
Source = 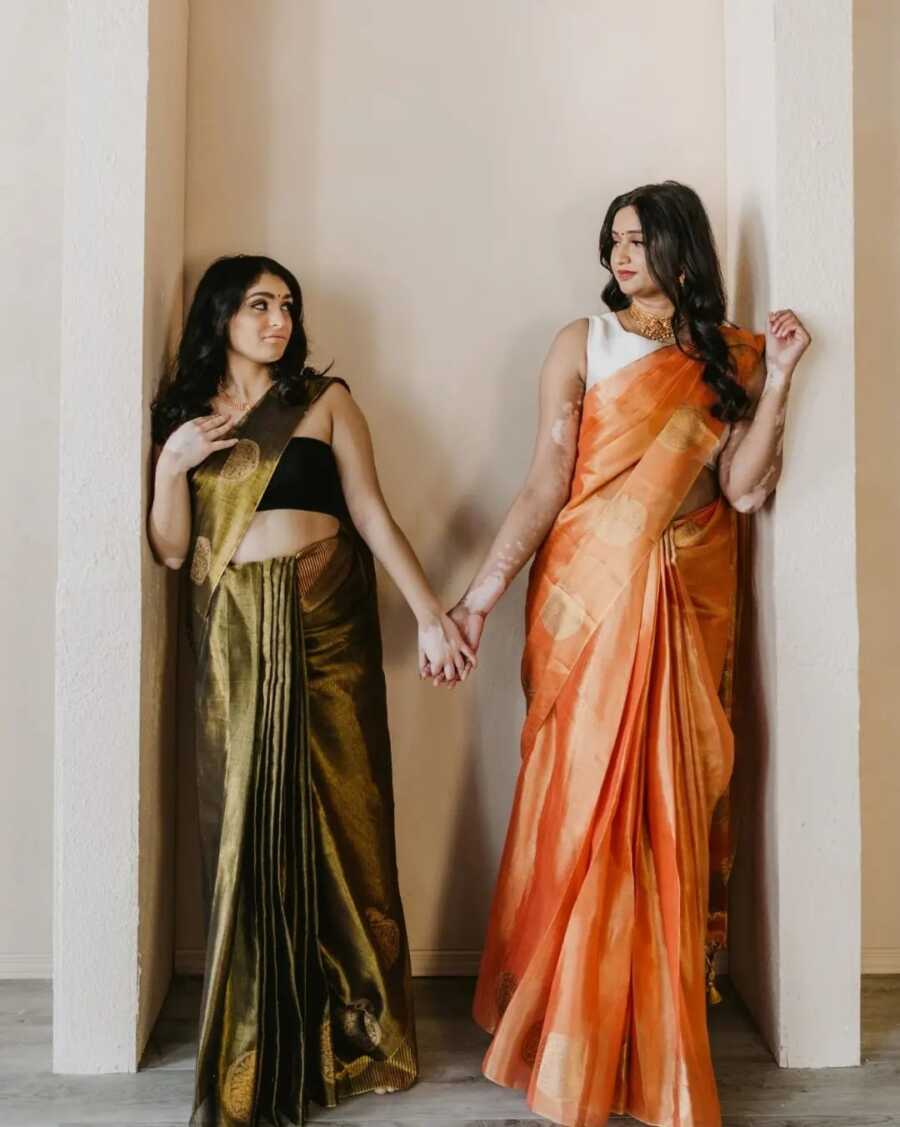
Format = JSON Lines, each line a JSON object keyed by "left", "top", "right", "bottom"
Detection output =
{"left": 319, "top": 379, "right": 373, "bottom": 448}
{"left": 544, "top": 318, "right": 589, "bottom": 383}
{"left": 553, "top": 317, "right": 590, "bottom": 354}
{"left": 294, "top": 378, "right": 357, "bottom": 442}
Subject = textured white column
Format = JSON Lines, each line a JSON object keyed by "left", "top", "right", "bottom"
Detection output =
{"left": 725, "top": 0, "right": 859, "bottom": 1068}
{"left": 54, "top": 0, "right": 187, "bottom": 1074}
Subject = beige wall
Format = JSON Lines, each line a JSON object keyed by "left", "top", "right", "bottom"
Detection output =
{"left": 0, "top": 0, "right": 65, "bottom": 978}
{"left": 177, "top": 0, "right": 728, "bottom": 970}
{"left": 54, "top": 0, "right": 186, "bottom": 1073}
{"left": 726, "top": 0, "right": 859, "bottom": 1067}
{"left": 856, "top": 0, "right": 900, "bottom": 973}
{"left": 137, "top": 0, "right": 188, "bottom": 1054}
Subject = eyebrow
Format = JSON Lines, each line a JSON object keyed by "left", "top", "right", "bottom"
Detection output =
{"left": 247, "top": 290, "right": 294, "bottom": 301}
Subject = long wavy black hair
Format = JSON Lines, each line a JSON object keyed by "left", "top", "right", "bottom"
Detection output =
{"left": 598, "top": 181, "right": 748, "bottom": 421}
{"left": 151, "top": 254, "right": 329, "bottom": 444}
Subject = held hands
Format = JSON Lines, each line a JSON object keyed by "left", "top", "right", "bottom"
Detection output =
{"left": 160, "top": 413, "right": 243, "bottom": 474}
{"left": 418, "top": 612, "right": 478, "bottom": 688}
{"left": 765, "top": 309, "right": 811, "bottom": 378}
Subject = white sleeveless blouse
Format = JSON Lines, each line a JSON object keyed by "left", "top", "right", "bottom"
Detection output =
{"left": 584, "top": 312, "right": 728, "bottom": 468}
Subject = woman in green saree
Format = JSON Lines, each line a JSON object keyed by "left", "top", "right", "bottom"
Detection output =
{"left": 149, "top": 255, "right": 474, "bottom": 1126}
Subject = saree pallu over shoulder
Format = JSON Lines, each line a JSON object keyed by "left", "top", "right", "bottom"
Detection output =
{"left": 187, "top": 377, "right": 417, "bottom": 1126}
{"left": 187, "top": 375, "right": 343, "bottom": 628}
{"left": 473, "top": 327, "right": 763, "bottom": 1127}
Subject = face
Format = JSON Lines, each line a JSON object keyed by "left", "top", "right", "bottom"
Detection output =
{"left": 227, "top": 272, "right": 294, "bottom": 364}
{"left": 609, "top": 206, "right": 661, "bottom": 300}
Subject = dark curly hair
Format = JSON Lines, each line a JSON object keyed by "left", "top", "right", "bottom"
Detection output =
{"left": 598, "top": 181, "right": 749, "bottom": 421}
{"left": 151, "top": 254, "right": 330, "bottom": 444}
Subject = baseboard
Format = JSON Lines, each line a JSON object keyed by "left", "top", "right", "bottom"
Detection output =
{"left": 175, "top": 947, "right": 482, "bottom": 978}
{"left": 10, "top": 945, "right": 896, "bottom": 983}
{"left": 409, "top": 949, "right": 482, "bottom": 977}
{"left": 175, "top": 948, "right": 206, "bottom": 976}
{"left": 0, "top": 954, "right": 52, "bottom": 979}
{"left": 863, "top": 947, "right": 900, "bottom": 974}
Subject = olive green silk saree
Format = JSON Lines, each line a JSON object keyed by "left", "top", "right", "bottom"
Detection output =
{"left": 186, "top": 378, "right": 417, "bottom": 1126}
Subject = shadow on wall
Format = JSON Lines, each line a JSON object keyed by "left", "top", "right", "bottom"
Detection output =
{"left": 727, "top": 209, "right": 778, "bottom": 1054}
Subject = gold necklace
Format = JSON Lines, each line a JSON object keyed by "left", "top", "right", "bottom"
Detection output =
{"left": 218, "top": 381, "right": 271, "bottom": 413}
{"left": 626, "top": 302, "right": 675, "bottom": 342}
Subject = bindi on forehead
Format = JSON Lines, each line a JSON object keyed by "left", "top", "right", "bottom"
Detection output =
{"left": 246, "top": 289, "right": 293, "bottom": 302}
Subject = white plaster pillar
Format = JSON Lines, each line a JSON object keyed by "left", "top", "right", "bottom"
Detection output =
{"left": 725, "top": 0, "right": 859, "bottom": 1068}
{"left": 54, "top": 0, "right": 187, "bottom": 1074}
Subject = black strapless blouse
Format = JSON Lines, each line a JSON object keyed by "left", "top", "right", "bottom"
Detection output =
{"left": 256, "top": 437, "right": 345, "bottom": 518}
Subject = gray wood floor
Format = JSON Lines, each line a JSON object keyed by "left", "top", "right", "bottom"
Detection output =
{"left": 0, "top": 976, "right": 897, "bottom": 1126}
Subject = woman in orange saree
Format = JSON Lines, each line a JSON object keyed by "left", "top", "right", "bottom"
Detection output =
{"left": 443, "top": 182, "right": 811, "bottom": 1127}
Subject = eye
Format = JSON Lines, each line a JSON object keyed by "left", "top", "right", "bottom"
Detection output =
{"left": 251, "top": 300, "right": 267, "bottom": 311}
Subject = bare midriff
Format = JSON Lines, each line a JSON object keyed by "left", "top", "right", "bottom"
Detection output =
{"left": 672, "top": 465, "right": 720, "bottom": 521}
{"left": 230, "top": 509, "right": 341, "bottom": 565}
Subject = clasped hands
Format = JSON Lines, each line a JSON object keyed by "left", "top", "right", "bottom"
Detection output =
{"left": 417, "top": 602, "right": 485, "bottom": 688}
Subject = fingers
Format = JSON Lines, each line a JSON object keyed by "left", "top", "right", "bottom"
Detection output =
{"left": 768, "top": 309, "right": 806, "bottom": 341}
{"left": 768, "top": 311, "right": 792, "bottom": 338}
{"left": 418, "top": 646, "right": 428, "bottom": 679}
{"left": 197, "top": 413, "right": 227, "bottom": 431}
{"left": 210, "top": 438, "right": 239, "bottom": 451}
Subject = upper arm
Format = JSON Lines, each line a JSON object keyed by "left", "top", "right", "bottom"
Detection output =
{"left": 522, "top": 319, "right": 587, "bottom": 501}
{"left": 327, "top": 383, "right": 387, "bottom": 526}
{"left": 718, "top": 350, "right": 767, "bottom": 494}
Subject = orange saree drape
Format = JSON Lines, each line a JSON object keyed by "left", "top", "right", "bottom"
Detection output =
{"left": 473, "top": 328, "right": 763, "bottom": 1127}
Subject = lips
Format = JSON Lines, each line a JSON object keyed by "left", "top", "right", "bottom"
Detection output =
{"left": 263, "top": 336, "right": 288, "bottom": 342}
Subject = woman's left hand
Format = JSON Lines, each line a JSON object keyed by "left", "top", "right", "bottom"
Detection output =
{"left": 765, "top": 309, "right": 811, "bottom": 375}
{"left": 418, "top": 613, "right": 477, "bottom": 687}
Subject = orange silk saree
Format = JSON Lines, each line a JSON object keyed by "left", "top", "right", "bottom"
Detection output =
{"left": 473, "top": 327, "right": 763, "bottom": 1127}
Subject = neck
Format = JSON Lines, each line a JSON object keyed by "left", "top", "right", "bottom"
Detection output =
{"left": 630, "top": 293, "right": 675, "bottom": 319}
{"left": 222, "top": 353, "right": 273, "bottom": 402}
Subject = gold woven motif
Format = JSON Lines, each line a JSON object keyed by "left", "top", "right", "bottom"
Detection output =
{"left": 222, "top": 1049, "right": 256, "bottom": 1122}
{"left": 540, "top": 587, "right": 586, "bottom": 641}
{"left": 364, "top": 907, "right": 401, "bottom": 970}
{"left": 220, "top": 439, "right": 261, "bottom": 483}
{"left": 495, "top": 970, "right": 518, "bottom": 1016}
{"left": 521, "top": 1020, "right": 543, "bottom": 1066}
{"left": 658, "top": 406, "right": 709, "bottom": 454}
{"left": 190, "top": 536, "right": 211, "bottom": 585}
{"left": 595, "top": 493, "right": 648, "bottom": 547}
{"left": 337, "top": 999, "right": 383, "bottom": 1051}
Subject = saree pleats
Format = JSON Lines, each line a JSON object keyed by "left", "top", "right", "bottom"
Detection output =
{"left": 190, "top": 530, "right": 416, "bottom": 1126}
{"left": 185, "top": 382, "right": 417, "bottom": 1125}
{"left": 473, "top": 330, "right": 762, "bottom": 1127}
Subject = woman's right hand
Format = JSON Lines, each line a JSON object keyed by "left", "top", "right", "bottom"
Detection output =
{"left": 160, "top": 414, "right": 241, "bottom": 474}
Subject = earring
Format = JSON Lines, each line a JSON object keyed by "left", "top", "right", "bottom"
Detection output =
{"left": 678, "top": 271, "right": 686, "bottom": 287}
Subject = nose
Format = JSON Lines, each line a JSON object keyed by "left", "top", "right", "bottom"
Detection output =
{"left": 268, "top": 308, "right": 287, "bottom": 331}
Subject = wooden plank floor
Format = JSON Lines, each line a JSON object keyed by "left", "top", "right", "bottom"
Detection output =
{"left": 0, "top": 976, "right": 897, "bottom": 1126}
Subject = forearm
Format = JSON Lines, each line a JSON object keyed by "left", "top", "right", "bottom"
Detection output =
{"left": 355, "top": 508, "right": 442, "bottom": 625}
{"left": 723, "top": 367, "right": 793, "bottom": 512}
{"left": 460, "top": 483, "right": 567, "bottom": 616}
{"left": 148, "top": 453, "right": 193, "bottom": 568}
